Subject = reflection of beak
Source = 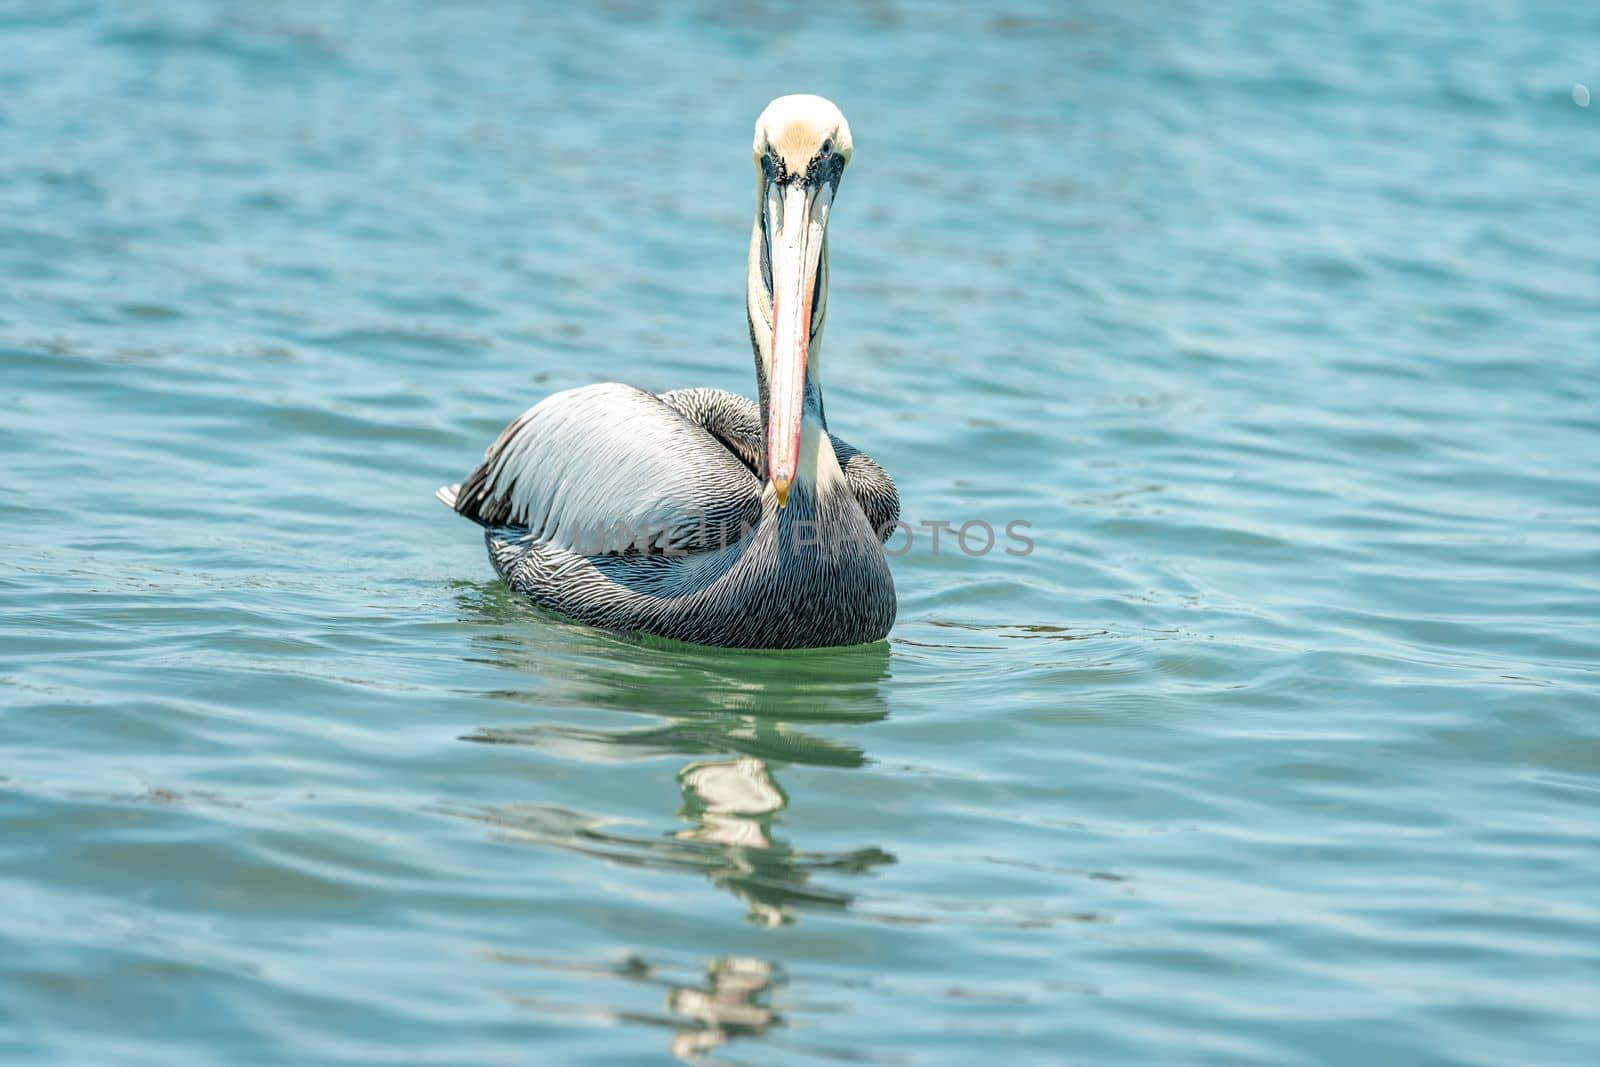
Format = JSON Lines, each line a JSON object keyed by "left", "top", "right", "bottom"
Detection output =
{"left": 766, "top": 180, "right": 832, "bottom": 508}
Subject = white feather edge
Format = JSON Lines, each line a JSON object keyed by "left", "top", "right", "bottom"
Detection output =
{"left": 472, "top": 382, "right": 761, "bottom": 555}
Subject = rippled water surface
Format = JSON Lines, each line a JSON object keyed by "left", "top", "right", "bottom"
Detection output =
{"left": 4, "top": 2, "right": 1599, "bottom": 1064}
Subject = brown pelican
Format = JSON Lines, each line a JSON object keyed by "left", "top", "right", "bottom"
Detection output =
{"left": 438, "top": 95, "right": 899, "bottom": 648}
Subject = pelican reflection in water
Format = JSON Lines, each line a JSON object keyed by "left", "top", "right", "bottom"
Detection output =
{"left": 439, "top": 95, "right": 898, "bottom": 649}
{"left": 452, "top": 596, "right": 894, "bottom": 1057}
{"left": 456, "top": 602, "right": 895, "bottom": 925}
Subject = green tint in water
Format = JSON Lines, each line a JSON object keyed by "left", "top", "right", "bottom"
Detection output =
{"left": 3, "top": 2, "right": 1599, "bottom": 1065}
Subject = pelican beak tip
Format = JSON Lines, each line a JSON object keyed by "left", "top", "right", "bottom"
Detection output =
{"left": 773, "top": 476, "right": 792, "bottom": 509}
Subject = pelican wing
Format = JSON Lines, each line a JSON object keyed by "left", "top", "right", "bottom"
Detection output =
{"left": 442, "top": 383, "right": 762, "bottom": 554}
{"left": 658, "top": 387, "right": 763, "bottom": 474}
{"left": 831, "top": 436, "right": 900, "bottom": 539}
{"left": 661, "top": 386, "right": 899, "bottom": 541}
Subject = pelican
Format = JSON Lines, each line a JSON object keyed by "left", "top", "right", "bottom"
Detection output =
{"left": 438, "top": 95, "right": 899, "bottom": 649}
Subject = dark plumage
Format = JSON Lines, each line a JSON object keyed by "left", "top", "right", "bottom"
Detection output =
{"left": 439, "top": 385, "right": 897, "bottom": 649}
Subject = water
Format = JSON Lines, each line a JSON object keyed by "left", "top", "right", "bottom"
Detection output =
{"left": 3, "top": 2, "right": 1598, "bottom": 1063}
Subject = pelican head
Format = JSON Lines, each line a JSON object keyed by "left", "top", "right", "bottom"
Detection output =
{"left": 747, "top": 94, "right": 853, "bottom": 508}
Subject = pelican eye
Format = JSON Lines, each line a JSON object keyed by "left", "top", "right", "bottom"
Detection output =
{"left": 804, "top": 145, "right": 844, "bottom": 187}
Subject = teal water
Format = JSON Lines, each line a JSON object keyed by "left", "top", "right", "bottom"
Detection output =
{"left": 4, "top": 2, "right": 1599, "bottom": 1063}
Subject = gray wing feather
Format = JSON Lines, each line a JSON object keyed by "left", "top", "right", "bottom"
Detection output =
{"left": 445, "top": 383, "right": 761, "bottom": 554}
{"left": 660, "top": 386, "right": 899, "bottom": 541}
{"left": 830, "top": 436, "right": 900, "bottom": 539}
{"left": 659, "top": 387, "right": 764, "bottom": 474}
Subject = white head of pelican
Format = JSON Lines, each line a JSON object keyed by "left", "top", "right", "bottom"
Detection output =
{"left": 747, "top": 95, "right": 854, "bottom": 508}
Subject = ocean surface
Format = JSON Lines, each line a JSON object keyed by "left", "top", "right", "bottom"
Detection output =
{"left": 3, "top": 2, "right": 1598, "bottom": 1064}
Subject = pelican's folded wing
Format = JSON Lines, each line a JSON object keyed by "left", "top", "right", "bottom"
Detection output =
{"left": 441, "top": 383, "right": 763, "bottom": 555}
{"left": 658, "top": 386, "right": 899, "bottom": 541}
{"left": 657, "top": 387, "right": 763, "bottom": 475}
{"left": 830, "top": 434, "right": 900, "bottom": 541}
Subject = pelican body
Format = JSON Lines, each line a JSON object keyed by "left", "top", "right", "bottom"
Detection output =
{"left": 439, "top": 96, "right": 899, "bottom": 649}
